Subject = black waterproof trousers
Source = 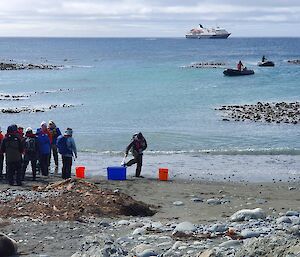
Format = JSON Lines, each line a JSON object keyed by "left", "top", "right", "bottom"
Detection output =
{"left": 7, "top": 161, "right": 22, "bottom": 186}
{"left": 22, "top": 159, "right": 37, "bottom": 181}
{"left": 126, "top": 154, "right": 143, "bottom": 177}
{"left": 62, "top": 156, "right": 72, "bottom": 179}
{"left": 40, "top": 154, "right": 49, "bottom": 176}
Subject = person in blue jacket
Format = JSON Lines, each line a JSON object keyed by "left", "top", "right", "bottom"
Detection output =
{"left": 57, "top": 128, "right": 77, "bottom": 179}
{"left": 37, "top": 122, "right": 51, "bottom": 177}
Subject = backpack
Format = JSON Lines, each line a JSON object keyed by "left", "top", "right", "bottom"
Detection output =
{"left": 131, "top": 133, "right": 147, "bottom": 154}
{"left": 57, "top": 136, "right": 70, "bottom": 155}
{"left": 25, "top": 137, "right": 36, "bottom": 153}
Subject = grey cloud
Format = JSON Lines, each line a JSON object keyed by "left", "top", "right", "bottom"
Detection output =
{"left": 0, "top": 0, "right": 299, "bottom": 37}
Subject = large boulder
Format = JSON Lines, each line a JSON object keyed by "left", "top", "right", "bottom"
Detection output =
{"left": 0, "top": 233, "right": 18, "bottom": 257}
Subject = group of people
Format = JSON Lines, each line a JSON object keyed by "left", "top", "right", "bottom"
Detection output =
{"left": 0, "top": 121, "right": 77, "bottom": 186}
{"left": 0, "top": 122, "right": 148, "bottom": 185}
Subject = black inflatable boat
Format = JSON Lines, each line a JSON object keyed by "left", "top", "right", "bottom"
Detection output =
{"left": 223, "top": 68, "right": 255, "bottom": 76}
{"left": 258, "top": 61, "right": 275, "bottom": 67}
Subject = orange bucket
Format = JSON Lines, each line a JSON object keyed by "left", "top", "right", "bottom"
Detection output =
{"left": 159, "top": 168, "right": 168, "bottom": 181}
{"left": 76, "top": 166, "right": 85, "bottom": 178}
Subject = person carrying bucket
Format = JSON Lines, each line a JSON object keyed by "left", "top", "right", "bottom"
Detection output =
{"left": 123, "top": 132, "right": 147, "bottom": 178}
{"left": 57, "top": 128, "right": 77, "bottom": 179}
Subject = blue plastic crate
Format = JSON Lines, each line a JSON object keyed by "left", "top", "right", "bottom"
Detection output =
{"left": 107, "top": 166, "right": 126, "bottom": 180}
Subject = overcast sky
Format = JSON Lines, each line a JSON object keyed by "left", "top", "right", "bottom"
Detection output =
{"left": 0, "top": 0, "right": 299, "bottom": 37}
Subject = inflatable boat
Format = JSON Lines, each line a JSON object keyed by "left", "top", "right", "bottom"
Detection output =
{"left": 258, "top": 61, "right": 275, "bottom": 67}
{"left": 223, "top": 68, "right": 255, "bottom": 76}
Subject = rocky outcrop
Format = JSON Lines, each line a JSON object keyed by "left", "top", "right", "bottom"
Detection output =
{"left": 0, "top": 62, "right": 62, "bottom": 70}
{"left": 183, "top": 62, "right": 226, "bottom": 69}
{"left": 287, "top": 59, "right": 300, "bottom": 65}
{"left": 1, "top": 104, "right": 76, "bottom": 114}
{"left": 217, "top": 101, "right": 300, "bottom": 124}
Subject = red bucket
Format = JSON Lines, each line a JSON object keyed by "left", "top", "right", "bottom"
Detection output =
{"left": 75, "top": 166, "right": 85, "bottom": 178}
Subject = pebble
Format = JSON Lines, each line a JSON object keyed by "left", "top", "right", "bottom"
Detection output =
{"left": 208, "top": 223, "right": 228, "bottom": 233}
{"left": 240, "top": 229, "right": 261, "bottom": 238}
{"left": 118, "top": 220, "right": 131, "bottom": 226}
{"left": 132, "top": 227, "right": 147, "bottom": 235}
{"left": 190, "top": 198, "right": 203, "bottom": 202}
{"left": 219, "top": 240, "right": 242, "bottom": 248}
{"left": 286, "top": 211, "right": 299, "bottom": 217}
{"left": 171, "top": 241, "right": 182, "bottom": 250}
{"left": 173, "top": 221, "right": 196, "bottom": 233}
{"left": 206, "top": 198, "right": 221, "bottom": 205}
{"left": 276, "top": 216, "right": 292, "bottom": 224}
{"left": 173, "top": 201, "right": 184, "bottom": 206}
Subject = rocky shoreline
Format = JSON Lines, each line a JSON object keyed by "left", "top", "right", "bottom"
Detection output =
{"left": 217, "top": 101, "right": 300, "bottom": 124}
{"left": 0, "top": 177, "right": 300, "bottom": 257}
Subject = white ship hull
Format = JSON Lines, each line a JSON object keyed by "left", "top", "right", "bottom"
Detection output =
{"left": 185, "top": 24, "right": 231, "bottom": 39}
{"left": 186, "top": 33, "right": 231, "bottom": 39}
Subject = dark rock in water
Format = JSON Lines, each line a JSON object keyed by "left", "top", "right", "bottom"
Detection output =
{"left": 183, "top": 61, "right": 226, "bottom": 69}
{"left": 0, "top": 62, "right": 63, "bottom": 70}
{"left": 287, "top": 59, "right": 300, "bottom": 65}
{"left": 0, "top": 233, "right": 18, "bottom": 257}
{"left": 1, "top": 104, "right": 77, "bottom": 114}
{"left": 218, "top": 101, "right": 300, "bottom": 124}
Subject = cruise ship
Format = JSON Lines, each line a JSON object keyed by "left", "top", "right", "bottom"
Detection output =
{"left": 185, "top": 24, "right": 231, "bottom": 39}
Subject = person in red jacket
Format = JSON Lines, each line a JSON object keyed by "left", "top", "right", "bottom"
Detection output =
{"left": 237, "top": 60, "right": 244, "bottom": 71}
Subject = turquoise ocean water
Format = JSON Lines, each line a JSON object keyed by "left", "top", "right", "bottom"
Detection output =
{"left": 0, "top": 37, "right": 299, "bottom": 156}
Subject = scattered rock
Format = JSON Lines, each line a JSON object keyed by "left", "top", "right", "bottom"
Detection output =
{"left": 172, "top": 201, "right": 184, "bottom": 206}
{"left": 230, "top": 208, "right": 266, "bottom": 221}
{"left": 206, "top": 198, "right": 221, "bottom": 205}
{"left": 219, "top": 240, "right": 242, "bottom": 248}
{"left": 276, "top": 216, "right": 292, "bottom": 224}
{"left": 173, "top": 221, "right": 196, "bottom": 233}
{"left": 240, "top": 229, "right": 261, "bottom": 238}
{"left": 208, "top": 223, "right": 228, "bottom": 233}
